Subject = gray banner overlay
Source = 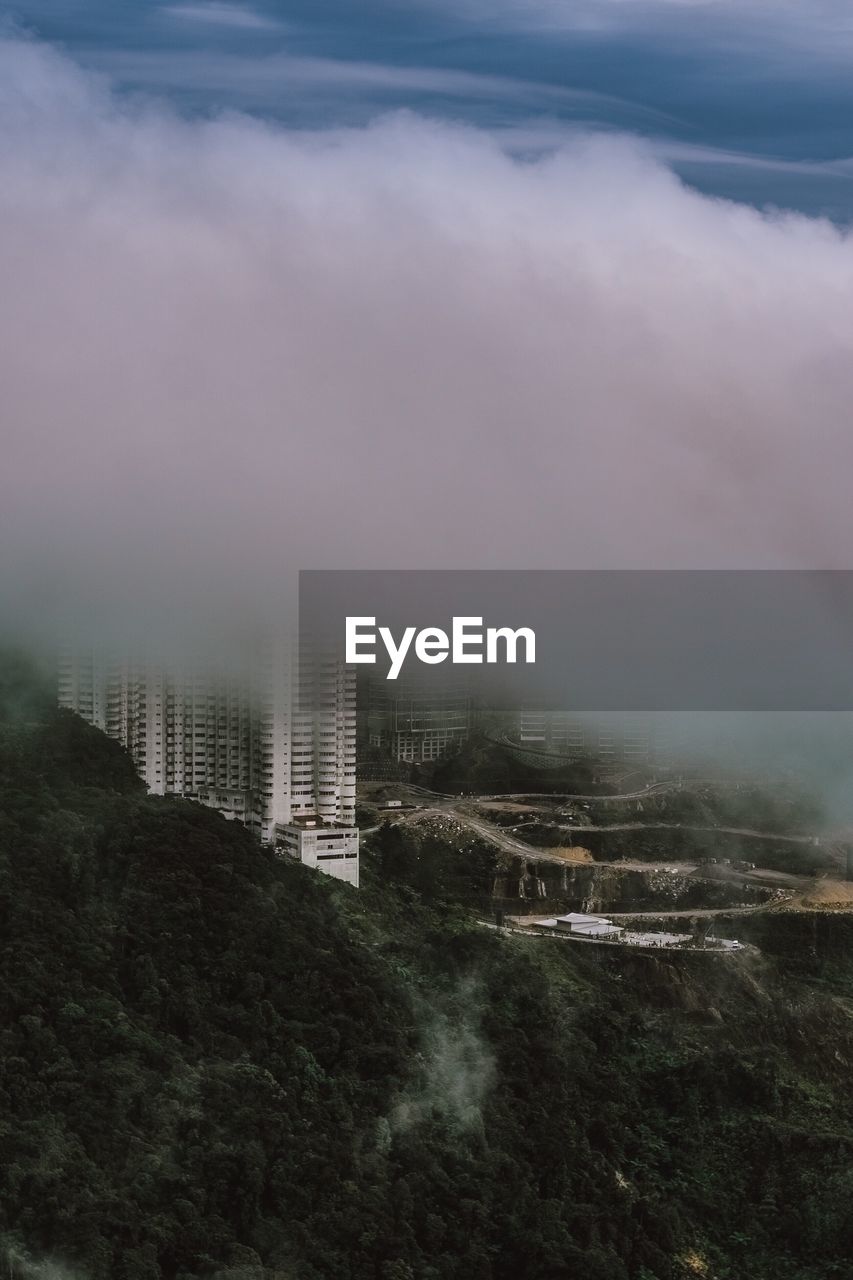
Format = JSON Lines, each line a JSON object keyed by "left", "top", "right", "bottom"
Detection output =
{"left": 300, "top": 571, "right": 853, "bottom": 710}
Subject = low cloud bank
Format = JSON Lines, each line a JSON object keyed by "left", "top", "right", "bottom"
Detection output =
{"left": 3, "top": 33, "right": 853, "bottom": 644}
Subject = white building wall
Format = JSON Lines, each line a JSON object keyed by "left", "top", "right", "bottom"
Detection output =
{"left": 277, "top": 823, "right": 359, "bottom": 888}
{"left": 59, "top": 638, "right": 357, "bottom": 861}
{"left": 58, "top": 648, "right": 107, "bottom": 730}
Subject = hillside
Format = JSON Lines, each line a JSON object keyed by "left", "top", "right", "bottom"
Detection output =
{"left": 2, "top": 666, "right": 853, "bottom": 1279}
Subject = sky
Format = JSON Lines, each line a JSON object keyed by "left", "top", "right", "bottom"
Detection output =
{"left": 11, "top": 0, "right": 853, "bottom": 216}
{"left": 4, "top": 3, "right": 853, "bottom": 646}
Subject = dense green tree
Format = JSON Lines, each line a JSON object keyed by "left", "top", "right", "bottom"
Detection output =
{"left": 1, "top": 652, "right": 853, "bottom": 1278}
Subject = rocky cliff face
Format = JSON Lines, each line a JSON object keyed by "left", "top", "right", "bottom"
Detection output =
{"left": 492, "top": 857, "right": 773, "bottom": 915}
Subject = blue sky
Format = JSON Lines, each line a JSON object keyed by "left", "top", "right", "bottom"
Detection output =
{"left": 10, "top": 0, "right": 853, "bottom": 218}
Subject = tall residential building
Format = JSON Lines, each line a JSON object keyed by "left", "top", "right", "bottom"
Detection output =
{"left": 290, "top": 648, "right": 357, "bottom": 823}
{"left": 358, "top": 671, "right": 471, "bottom": 765}
{"left": 58, "top": 641, "right": 358, "bottom": 883}
{"left": 517, "top": 708, "right": 671, "bottom": 767}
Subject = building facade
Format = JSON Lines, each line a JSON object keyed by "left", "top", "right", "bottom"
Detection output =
{"left": 58, "top": 641, "right": 358, "bottom": 882}
{"left": 358, "top": 671, "right": 471, "bottom": 765}
{"left": 517, "top": 708, "right": 671, "bottom": 767}
{"left": 276, "top": 819, "right": 359, "bottom": 889}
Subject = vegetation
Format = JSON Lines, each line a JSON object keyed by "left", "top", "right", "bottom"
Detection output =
{"left": 2, "top": 657, "right": 853, "bottom": 1278}
{"left": 425, "top": 735, "right": 597, "bottom": 795}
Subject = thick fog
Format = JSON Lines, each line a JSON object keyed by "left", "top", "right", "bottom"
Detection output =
{"left": 3, "top": 33, "right": 853, "bottom": 649}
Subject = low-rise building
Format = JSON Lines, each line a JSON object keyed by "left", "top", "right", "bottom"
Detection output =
{"left": 533, "top": 912, "right": 623, "bottom": 940}
{"left": 276, "top": 817, "right": 359, "bottom": 888}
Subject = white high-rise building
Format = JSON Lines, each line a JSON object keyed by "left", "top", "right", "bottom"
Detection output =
{"left": 58, "top": 640, "right": 358, "bottom": 883}
{"left": 360, "top": 671, "right": 471, "bottom": 764}
{"left": 289, "top": 647, "right": 356, "bottom": 824}
{"left": 517, "top": 707, "right": 670, "bottom": 766}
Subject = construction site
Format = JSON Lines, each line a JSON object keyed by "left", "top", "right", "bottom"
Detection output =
{"left": 358, "top": 766, "right": 853, "bottom": 956}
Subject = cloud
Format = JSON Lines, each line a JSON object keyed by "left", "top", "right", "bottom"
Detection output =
{"left": 414, "top": 0, "right": 853, "bottom": 28}
{"left": 492, "top": 120, "right": 853, "bottom": 175}
{"left": 4, "top": 32, "right": 853, "bottom": 642}
{"left": 407, "top": 0, "right": 853, "bottom": 61}
{"left": 75, "top": 46, "right": 669, "bottom": 124}
{"left": 1, "top": 1246, "right": 87, "bottom": 1280}
{"left": 390, "top": 980, "right": 495, "bottom": 1132}
{"left": 160, "top": 3, "right": 282, "bottom": 31}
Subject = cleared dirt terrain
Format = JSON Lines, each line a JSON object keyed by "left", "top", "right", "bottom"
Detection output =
{"left": 361, "top": 778, "right": 853, "bottom": 921}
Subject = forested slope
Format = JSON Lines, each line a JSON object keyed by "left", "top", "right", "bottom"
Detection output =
{"left": 1, "top": 664, "right": 853, "bottom": 1279}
